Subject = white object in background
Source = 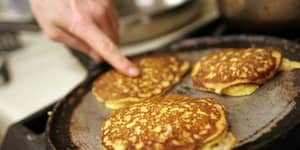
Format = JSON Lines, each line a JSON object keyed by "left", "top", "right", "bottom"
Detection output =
{"left": 0, "top": 0, "right": 32, "bottom": 22}
{"left": 0, "top": 31, "right": 87, "bottom": 143}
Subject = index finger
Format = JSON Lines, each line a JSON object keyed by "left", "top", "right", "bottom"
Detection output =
{"left": 74, "top": 22, "right": 139, "bottom": 77}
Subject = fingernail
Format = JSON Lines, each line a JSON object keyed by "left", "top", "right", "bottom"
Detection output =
{"left": 128, "top": 67, "right": 139, "bottom": 76}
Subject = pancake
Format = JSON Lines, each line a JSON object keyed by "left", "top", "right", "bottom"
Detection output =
{"left": 191, "top": 47, "right": 286, "bottom": 96}
{"left": 101, "top": 94, "right": 236, "bottom": 150}
{"left": 279, "top": 58, "right": 300, "bottom": 71}
{"left": 92, "top": 56, "right": 190, "bottom": 109}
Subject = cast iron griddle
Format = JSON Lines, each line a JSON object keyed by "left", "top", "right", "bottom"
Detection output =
{"left": 46, "top": 35, "right": 300, "bottom": 150}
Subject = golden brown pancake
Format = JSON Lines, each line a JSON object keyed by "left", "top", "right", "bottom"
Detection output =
{"left": 93, "top": 56, "right": 190, "bottom": 109}
{"left": 191, "top": 47, "right": 283, "bottom": 96}
{"left": 101, "top": 94, "right": 236, "bottom": 150}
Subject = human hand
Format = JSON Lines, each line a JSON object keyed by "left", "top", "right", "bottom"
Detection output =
{"left": 29, "top": 0, "right": 139, "bottom": 76}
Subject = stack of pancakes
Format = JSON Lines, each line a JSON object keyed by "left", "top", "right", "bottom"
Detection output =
{"left": 101, "top": 94, "right": 236, "bottom": 150}
{"left": 93, "top": 56, "right": 189, "bottom": 109}
{"left": 191, "top": 47, "right": 300, "bottom": 96}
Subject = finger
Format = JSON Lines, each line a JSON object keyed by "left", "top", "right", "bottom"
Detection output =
{"left": 73, "top": 22, "right": 139, "bottom": 76}
{"left": 92, "top": 1, "right": 118, "bottom": 44}
{"left": 93, "top": 12, "right": 118, "bottom": 44}
{"left": 105, "top": 12, "right": 119, "bottom": 43}
{"left": 107, "top": 9, "right": 119, "bottom": 44}
{"left": 54, "top": 27, "right": 102, "bottom": 61}
{"left": 110, "top": 3, "right": 119, "bottom": 30}
{"left": 99, "top": 0, "right": 119, "bottom": 29}
{"left": 105, "top": 2, "right": 119, "bottom": 42}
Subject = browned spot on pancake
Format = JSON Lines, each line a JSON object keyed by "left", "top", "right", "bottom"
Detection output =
{"left": 101, "top": 94, "right": 228, "bottom": 150}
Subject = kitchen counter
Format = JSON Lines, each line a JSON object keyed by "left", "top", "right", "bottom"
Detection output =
{"left": 0, "top": 31, "right": 87, "bottom": 143}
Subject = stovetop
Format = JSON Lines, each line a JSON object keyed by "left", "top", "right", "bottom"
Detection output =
{"left": 1, "top": 20, "right": 300, "bottom": 150}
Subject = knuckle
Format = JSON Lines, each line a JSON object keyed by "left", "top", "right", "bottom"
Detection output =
{"left": 70, "top": 13, "right": 91, "bottom": 32}
{"left": 73, "top": 14, "right": 88, "bottom": 26}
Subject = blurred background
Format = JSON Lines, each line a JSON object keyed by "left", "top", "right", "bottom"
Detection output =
{"left": 0, "top": 0, "right": 299, "bottom": 149}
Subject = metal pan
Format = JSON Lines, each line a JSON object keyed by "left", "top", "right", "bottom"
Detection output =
{"left": 46, "top": 35, "right": 300, "bottom": 150}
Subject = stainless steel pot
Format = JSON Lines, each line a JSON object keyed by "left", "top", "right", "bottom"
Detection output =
{"left": 115, "top": 0, "right": 199, "bottom": 44}
{"left": 218, "top": 0, "right": 300, "bottom": 32}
